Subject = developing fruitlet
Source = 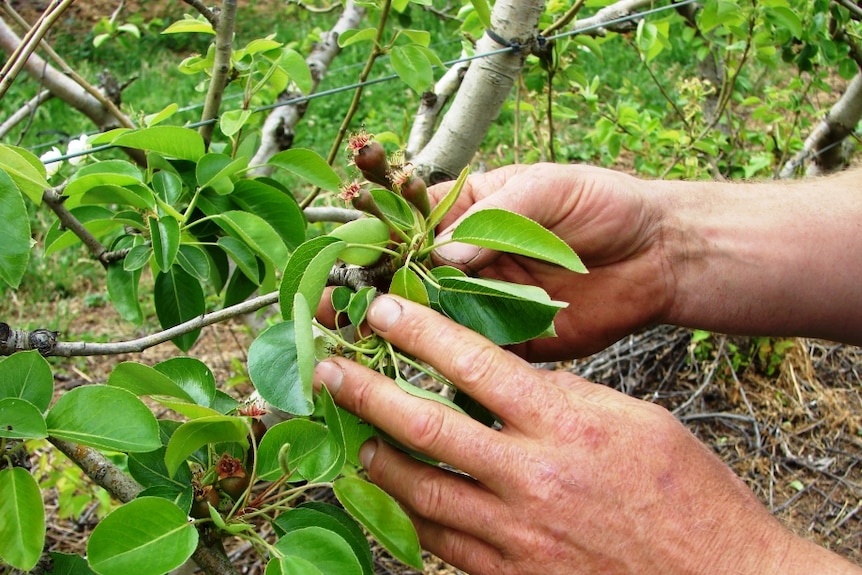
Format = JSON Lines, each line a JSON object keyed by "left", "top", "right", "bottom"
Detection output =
{"left": 353, "top": 142, "right": 391, "bottom": 188}
{"left": 216, "top": 453, "right": 250, "bottom": 500}
{"left": 400, "top": 176, "right": 430, "bottom": 217}
{"left": 329, "top": 217, "right": 391, "bottom": 266}
{"left": 351, "top": 188, "right": 387, "bottom": 221}
{"left": 190, "top": 485, "right": 219, "bottom": 519}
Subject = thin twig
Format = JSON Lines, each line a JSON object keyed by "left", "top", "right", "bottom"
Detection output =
{"left": 199, "top": 0, "right": 237, "bottom": 147}
{"left": 182, "top": 0, "right": 221, "bottom": 27}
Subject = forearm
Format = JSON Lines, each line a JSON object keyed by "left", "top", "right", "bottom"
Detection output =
{"left": 654, "top": 169, "right": 862, "bottom": 344}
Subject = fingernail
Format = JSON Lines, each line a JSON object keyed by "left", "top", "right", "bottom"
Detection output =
{"left": 434, "top": 239, "right": 480, "bottom": 264}
{"left": 314, "top": 360, "right": 343, "bottom": 395}
{"left": 367, "top": 296, "right": 402, "bottom": 331}
{"left": 359, "top": 438, "right": 378, "bottom": 469}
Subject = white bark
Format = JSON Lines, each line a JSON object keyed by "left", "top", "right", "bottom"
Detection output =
{"left": 411, "top": 0, "right": 546, "bottom": 183}
{"left": 0, "top": 88, "right": 51, "bottom": 140}
{"left": 780, "top": 72, "right": 862, "bottom": 177}
{"left": 0, "top": 16, "right": 123, "bottom": 131}
{"left": 250, "top": 1, "right": 365, "bottom": 175}
{"left": 405, "top": 53, "right": 469, "bottom": 160}
{"left": 573, "top": 0, "right": 655, "bottom": 35}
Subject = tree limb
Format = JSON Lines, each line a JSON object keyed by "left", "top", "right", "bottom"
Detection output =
{"left": 182, "top": 0, "right": 221, "bottom": 28}
{"left": 780, "top": 72, "right": 862, "bottom": 177}
{"left": 0, "top": 88, "right": 51, "bottom": 140}
{"left": 250, "top": 0, "right": 365, "bottom": 175}
{"left": 42, "top": 187, "right": 116, "bottom": 268}
{"left": 199, "top": 0, "right": 237, "bottom": 147}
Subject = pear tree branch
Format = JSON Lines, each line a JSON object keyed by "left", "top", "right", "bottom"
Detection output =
{"left": 199, "top": 0, "right": 237, "bottom": 147}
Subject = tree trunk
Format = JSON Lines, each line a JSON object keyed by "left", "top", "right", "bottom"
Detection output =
{"left": 411, "top": 0, "right": 546, "bottom": 184}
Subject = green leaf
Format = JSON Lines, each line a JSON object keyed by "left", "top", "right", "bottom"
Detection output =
{"left": 256, "top": 419, "right": 341, "bottom": 481}
{"left": 112, "top": 127, "right": 205, "bottom": 162}
{"left": 154, "top": 357, "right": 217, "bottom": 408}
{"left": 218, "top": 236, "right": 261, "bottom": 284}
{"left": 0, "top": 467, "right": 45, "bottom": 570}
{"left": 65, "top": 160, "right": 143, "bottom": 197}
{"left": 248, "top": 322, "right": 314, "bottom": 416}
{"left": 281, "top": 48, "right": 314, "bottom": 94}
{"left": 162, "top": 15, "right": 215, "bottom": 35}
{"left": 333, "top": 476, "right": 422, "bottom": 570}
{"left": 274, "top": 526, "right": 363, "bottom": 575}
{"left": 469, "top": 0, "right": 492, "bottom": 29}
{"left": 128, "top": 446, "right": 193, "bottom": 491}
{"left": 220, "top": 109, "right": 253, "bottom": 138}
{"left": 87, "top": 497, "right": 198, "bottom": 575}
{"left": 426, "top": 165, "right": 468, "bottom": 230}
{"left": 176, "top": 244, "right": 211, "bottom": 282}
{"left": 0, "top": 398, "right": 47, "bottom": 439}
{"left": 108, "top": 361, "right": 194, "bottom": 402}
{"left": 216, "top": 210, "right": 290, "bottom": 269}
{"left": 394, "top": 376, "right": 463, "bottom": 414}
{"left": 369, "top": 189, "right": 415, "bottom": 231}
{"left": 278, "top": 502, "right": 374, "bottom": 575}
{"left": 329, "top": 217, "right": 390, "bottom": 266}
{"left": 452, "top": 208, "right": 587, "bottom": 272}
{"left": 337, "top": 27, "right": 377, "bottom": 47}
{"left": 267, "top": 148, "right": 342, "bottom": 193}
{"left": 391, "top": 45, "right": 434, "bottom": 94}
{"left": 49, "top": 551, "right": 98, "bottom": 575}
{"left": 438, "top": 276, "right": 567, "bottom": 345}
{"left": 0, "top": 169, "right": 32, "bottom": 288}
{"left": 0, "top": 144, "right": 49, "bottom": 204}
{"left": 764, "top": 5, "right": 802, "bottom": 39}
{"left": 148, "top": 215, "right": 181, "bottom": 272}
{"left": 389, "top": 266, "right": 429, "bottom": 306}
{"left": 164, "top": 416, "right": 249, "bottom": 477}
{"left": 0, "top": 350, "right": 54, "bottom": 412}
{"left": 266, "top": 556, "right": 325, "bottom": 575}
{"left": 279, "top": 236, "right": 345, "bottom": 319}
{"left": 232, "top": 179, "right": 306, "bottom": 251}
{"left": 347, "top": 286, "right": 376, "bottom": 326}
{"left": 144, "top": 103, "right": 180, "bottom": 127}
{"left": 107, "top": 260, "right": 143, "bottom": 324}
{"left": 196, "top": 153, "right": 247, "bottom": 195}
{"left": 154, "top": 266, "right": 206, "bottom": 352}
{"left": 46, "top": 385, "right": 160, "bottom": 452}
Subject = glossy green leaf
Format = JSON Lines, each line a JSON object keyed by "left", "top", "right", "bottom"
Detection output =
{"left": 469, "top": 0, "right": 492, "bottom": 29}
{"left": 128, "top": 446, "right": 193, "bottom": 491}
{"left": 216, "top": 210, "right": 290, "bottom": 269}
{"left": 391, "top": 44, "right": 434, "bottom": 94}
{"left": 334, "top": 476, "right": 422, "bottom": 570}
{"left": 152, "top": 170, "right": 184, "bottom": 205}
{"left": 331, "top": 286, "right": 352, "bottom": 312}
{"left": 278, "top": 502, "right": 374, "bottom": 575}
{"left": 267, "top": 148, "right": 342, "bottom": 193}
{"left": 106, "top": 261, "right": 143, "bottom": 325}
{"left": 218, "top": 236, "right": 261, "bottom": 284}
{"left": 394, "top": 376, "right": 463, "bottom": 414}
{"left": 274, "top": 526, "right": 363, "bottom": 575}
{"left": 46, "top": 385, "right": 160, "bottom": 452}
{"left": 294, "top": 292, "right": 316, "bottom": 408}
{"left": 0, "top": 169, "right": 32, "bottom": 288}
{"left": 45, "top": 210, "right": 122, "bottom": 255}
{"left": 49, "top": 551, "right": 98, "bottom": 575}
{"left": 123, "top": 245, "right": 152, "bottom": 271}
{"left": 220, "top": 109, "right": 253, "bottom": 138}
{"left": 149, "top": 215, "right": 180, "bottom": 272}
{"left": 87, "top": 497, "right": 198, "bottom": 575}
{"left": 154, "top": 266, "right": 205, "bottom": 351}
{"left": 281, "top": 48, "right": 313, "bottom": 94}
{"left": 265, "top": 556, "right": 325, "bottom": 575}
{"left": 154, "top": 357, "right": 217, "bottom": 408}
{"left": 389, "top": 266, "right": 429, "bottom": 306}
{"left": 348, "top": 286, "right": 376, "bottom": 326}
{"left": 232, "top": 179, "right": 306, "bottom": 251}
{"left": 196, "top": 153, "right": 247, "bottom": 195}
{"left": 369, "top": 189, "right": 415, "bottom": 231}
{"left": 108, "top": 361, "right": 194, "bottom": 401}
{"left": 0, "top": 398, "right": 46, "bottom": 439}
{"left": 164, "top": 415, "right": 249, "bottom": 477}
{"left": 112, "top": 127, "right": 205, "bottom": 161}
{"left": 426, "top": 165, "right": 468, "bottom": 230}
{"left": 248, "top": 322, "right": 313, "bottom": 416}
{"left": 279, "top": 236, "right": 345, "bottom": 319}
{"left": 162, "top": 16, "right": 215, "bottom": 34}
{"left": 0, "top": 350, "right": 54, "bottom": 412}
{"left": 65, "top": 160, "right": 143, "bottom": 197}
{"left": 256, "top": 419, "right": 341, "bottom": 481}
{"left": 452, "top": 208, "right": 586, "bottom": 272}
{"left": 438, "top": 276, "right": 567, "bottom": 345}
{"left": 0, "top": 467, "right": 45, "bottom": 570}
{"left": 338, "top": 27, "right": 377, "bottom": 47}
{"left": 176, "top": 244, "right": 211, "bottom": 281}
{"left": 0, "top": 144, "right": 48, "bottom": 204}
{"left": 144, "top": 103, "right": 179, "bottom": 127}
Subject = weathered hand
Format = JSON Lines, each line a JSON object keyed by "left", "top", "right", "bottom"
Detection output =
{"left": 428, "top": 163, "right": 672, "bottom": 360}
{"left": 314, "top": 295, "right": 857, "bottom": 575}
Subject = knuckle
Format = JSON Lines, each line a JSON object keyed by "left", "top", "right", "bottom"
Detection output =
{"left": 450, "top": 340, "right": 501, "bottom": 391}
{"left": 407, "top": 472, "right": 448, "bottom": 516}
{"left": 405, "top": 405, "right": 449, "bottom": 454}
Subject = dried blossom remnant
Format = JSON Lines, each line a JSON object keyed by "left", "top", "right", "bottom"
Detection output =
{"left": 339, "top": 180, "right": 364, "bottom": 203}
{"left": 237, "top": 404, "right": 267, "bottom": 418}
{"left": 216, "top": 453, "right": 245, "bottom": 480}
{"left": 346, "top": 129, "right": 375, "bottom": 157}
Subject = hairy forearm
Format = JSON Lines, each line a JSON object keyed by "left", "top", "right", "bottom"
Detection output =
{"left": 656, "top": 169, "right": 862, "bottom": 345}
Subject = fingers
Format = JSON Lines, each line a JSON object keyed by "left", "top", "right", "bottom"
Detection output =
{"left": 359, "top": 439, "right": 511, "bottom": 549}
{"left": 364, "top": 295, "right": 565, "bottom": 430}
{"left": 314, "top": 358, "right": 524, "bottom": 488}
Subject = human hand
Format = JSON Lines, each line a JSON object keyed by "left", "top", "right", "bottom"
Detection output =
{"left": 314, "top": 295, "right": 856, "bottom": 575}
{"left": 426, "top": 163, "right": 673, "bottom": 361}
